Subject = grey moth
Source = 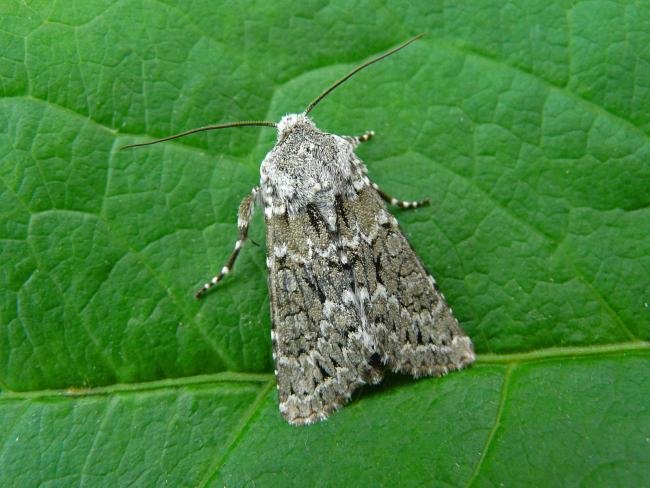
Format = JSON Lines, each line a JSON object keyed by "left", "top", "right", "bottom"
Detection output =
{"left": 124, "top": 34, "right": 475, "bottom": 425}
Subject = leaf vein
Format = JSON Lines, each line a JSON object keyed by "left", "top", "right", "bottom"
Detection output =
{"left": 199, "top": 379, "right": 275, "bottom": 487}
{"left": 466, "top": 364, "right": 514, "bottom": 488}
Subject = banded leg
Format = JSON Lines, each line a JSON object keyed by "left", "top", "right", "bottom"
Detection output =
{"left": 370, "top": 180, "right": 430, "bottom": 209}
{"left": 195, "top": 187, "right": 258, "bottom": 299}
{"left": 345, "top": 130, "right": 375, "bottom": 148}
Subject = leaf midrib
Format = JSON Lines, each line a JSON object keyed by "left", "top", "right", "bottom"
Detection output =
{"left": 1, "top": 342, "right": 647, "bottom": 399}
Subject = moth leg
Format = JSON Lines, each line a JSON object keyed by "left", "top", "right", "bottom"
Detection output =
{"left": 195, "top": 187, "right": 258, "bottom": 299}
{"left": 370, "top": 180, "right": 431, "bottom": 209}
{"left": 344, "top": 130, "right": 375, "bottom": 147}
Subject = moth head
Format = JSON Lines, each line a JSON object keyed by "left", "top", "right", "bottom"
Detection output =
{"left": 276, "top": 113, "right": 316, "bottom": 142}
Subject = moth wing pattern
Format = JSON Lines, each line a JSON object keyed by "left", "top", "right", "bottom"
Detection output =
{"left": 266, "top": 204, "right": 382, "bottom": 425}
{"left": 265, "top": 133, "right": 474, "bottom": 425}
{"left": 341, "top": 186, "right": 475, "bottom": 377}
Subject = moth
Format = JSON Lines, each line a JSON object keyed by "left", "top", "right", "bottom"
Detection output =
{"left": 123, "top": 34, "right": 475, "bottom": 425}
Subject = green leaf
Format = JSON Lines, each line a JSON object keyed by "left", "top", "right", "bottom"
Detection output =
{"left": 1, "top": 1, "right": 648, "bottom": 486}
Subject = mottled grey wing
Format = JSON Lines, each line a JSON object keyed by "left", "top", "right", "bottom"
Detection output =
{"left": 266, "top": 204, "right": 382, "bottom": 425}
{"left": 266, "top": 185, "right": 474, "bottom": 425}
{"left": 338, "top": 187, "right": 475, "bottom": 377}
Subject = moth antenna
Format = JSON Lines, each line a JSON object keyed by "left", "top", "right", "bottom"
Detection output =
{"left": 304, "top": 33, "right": 425, "bottom": 115}
{"left": 120, "top": 120, "right": 277, "bottom": 149}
